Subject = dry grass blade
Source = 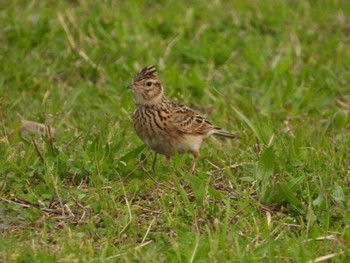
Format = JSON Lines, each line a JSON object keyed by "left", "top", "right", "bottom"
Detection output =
{"left": 106, "top": 253, "right": 126, "bottom": 260}
{"left": 140, "top": 217, "right": 155, "bottom": 245}
{"left": 304, "top": 234, "right": 344, "bottom": 244}
{"left": 119, "top": 177, "right": 133, "bottom": 235}
{"left": 1, "top": 197, "right": 62, "bottom": 215}
{"left": 121, "top": 151, "right": 152, "bottom": 181}
{"left": 57, "top": 12, "right": 98, "bottom": 69}
{"left": 46, "top": 124, "right": 56, "bottom": 157}
{"left": 209, "top": 162, "right": 256, "bottom": 174}
{"left": 190, "top": 235, "right": 200, "bottom": 263}
{"left": 307, "top": 251, "right": 344, "bottom": 263}
{"left": 31, "top": 137, "right": 44, "bottom": 163}
{"left": 141, "top": 166, "right": 178, "bottom": 192}
{"left": 135, "top": 240, "right": 153, "bottom": 250}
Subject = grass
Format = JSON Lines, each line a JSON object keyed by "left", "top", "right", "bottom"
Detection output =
{"left": 0, "top": 0, "right": 349, "bottom": 262}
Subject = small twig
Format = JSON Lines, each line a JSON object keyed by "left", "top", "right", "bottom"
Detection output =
{"left": 57, "top": 12, "right": 98, "bottom": 69}
{"left": 163, "top": 34, "right": 181, "bottom": 63}
{"left": 141, "top": 217, "right": 155, "bottom": 245}
{"left": 206, "top": 160, "right": 221, "bottom": 171}
{"left": 80, "top": 210, "right": 86, "bottom": 221}
{"left": 282, "top": 223, "right": 301, "bottom": 228}
{"left": 189, "top": 212, "right": 200, "bottom": 263}
{"left": 0, "top": 173, "right": 7, "bottom": 195}
{"left": 133, "top": 205, "right": 162, "bottom": 215}
{"left": 307, "top": 251, "right": 344, "bottom": 263}
{"left": 50, "top": 172, "right": 66, "bottom": 217}
{"left": 210, "top": 162, "right": 256, "bottom": 174}
{"left": 230, "top": 204, "right": 251, "bottom": 223}
{"left": 135, "top": 240, "right": 153, "bottom": 250}
{"left": 65, "top": 204, "right": 75, "bottom": 217}
{"left": 266, "top": 211, "right": 272, "bottom": 227}
{"left": 31, "top": 137, "right": 44, "bottom": 163}
{"left": 190, "top": 235, "right": 199, "bottom": 263}
{"left": 0, "top": 98, "right": 10, "bottom": 145}
{"left": 106, "top": 253, "right": 126, "bottom": 260}
{"left": 119, "top": 177, "right": 132, "bottom": 235}
{"left": 121, "top": 152, "right": 152, "bottom": 181}
{"left": 0, "top": 197, "right": 30, "bottom": 208}
{"left": 71, "top": 195, "right": 86, "bottom": 209}
{"left": 66, "top": 134, "right": 83, "bottom": 147}
{"left": 0, "top": 197, "right": 65, "bottom": 215}
{"left": 141, "top": 166, "right": 178, "bottom": 192}
{"left": 304, "top": 234, "right": 344, "bottom": 244}
{"left": 94, "top": 153, "right": 103, "bottom": 183}
{"left": 40, "top": 208, "right": 65, "bottom": 215}
{"left": 46, "top": 124, "right": 56, "bottom": 157}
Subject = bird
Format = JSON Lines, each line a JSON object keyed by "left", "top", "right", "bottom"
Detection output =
{"left": 128, "top": 66, "right": 236, "bottom": 174}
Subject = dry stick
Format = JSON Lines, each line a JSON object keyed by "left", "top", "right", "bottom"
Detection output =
{"left": 46, "top": 125, "right": 56, "bottom": 157}
{"left": 331, "top": 137, "right": 335, "bottom": 185}
{"left": 31, "top": 137, "right": 44, "bottom": 163}
{"left": 1, "top": 197, "right": 30, "bottom": 208}
{"left": 304, "top": 234, "right": 344, "bottom": 244}
{"left": 189, "top": 211, "right": 200, "bottom": 263}
{"left": 0, "top": 173, "right": 7, "bottom": 195}
{"left": 121, "top": 151, "right": 152, "bottom": 181}
{"left": 50, "top": 172, "right": 66, "bottom": 217}
{"left": 163, "top": 34, "right": 181, "bottom": 63}
{"left": 57, "top": 12, "right": 98, "bottom": 69}
{"left": 71, "top": 195, "right": 86, "bottom": 210}
{"left": 190, "top": 235, "right": 200, "bottom": 263}
{"left": 32, "top": 136, "right": 65, "bottom": 216}
{"left": 35, "top": 131, "right": 66, "bottom": 217}
{"left": 210, "top": 162, "right": 256, "bottom": 174}
{"left": 119, "top": 177, "right": 132, "bottom": 235}
{"left": 106, "top": 253, "right": 127, "bottom": 260}
{"left": 344, "top": 145, "right": 349, "bottom": 184}
{"left": 140, "top": 217, "right": 155, "bottom": 245}
{"left": 94, "top": 153, "right": 103, "bottom": 183}
{"left": 133, "top": 205, "right": 162, "bottom": 215}
{"left": 141, "top": 166, "right": 178, "bottom": 192}
{"left": 307, "top": 251, "right": 344, "bottom": 263}
{"left": 66, "top": 134, "right": 83, "bottom": 147}
{"left": 65, "top": 204, "right": 75, "bottom": 217}
{"left": 135, "top": 240, "right": 153, "bottom": 250}
{"left": 0, "top": 98, "right": 9, "bottom": 145}
{"left": 0, "top": 197, "right": 63, "bottom": 215}
{"left": 230, "top": 204, "right": 251, "bottom": 224}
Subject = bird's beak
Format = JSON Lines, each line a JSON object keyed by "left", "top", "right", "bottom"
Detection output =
{"left": 127, "top": 82, "right": 135, "bottom": 90}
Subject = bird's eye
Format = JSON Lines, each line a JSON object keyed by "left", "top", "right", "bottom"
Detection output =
{"left": 146, "top": 81, "right": 152, "bottom": 87}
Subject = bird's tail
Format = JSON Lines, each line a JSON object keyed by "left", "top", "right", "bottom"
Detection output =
{"left": 212, "top": 128, "right": 238, "bottom": 139}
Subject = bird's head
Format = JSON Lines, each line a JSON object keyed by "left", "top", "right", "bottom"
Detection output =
{"left": 128, "top": 66, "right": 164, "bottom": 106}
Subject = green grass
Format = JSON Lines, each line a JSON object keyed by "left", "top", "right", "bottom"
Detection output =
{"left": 1, "top": 0, "right": 350, "bottom": 262}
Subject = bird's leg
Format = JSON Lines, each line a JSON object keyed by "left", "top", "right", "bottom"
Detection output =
{"left": 164, "top": 156, "right": 171, "bottom": 166}
{"left": 152, "top": 152, "right": 158, "bottom": 172}
{"left": 190, "top": 151, "right": 200, "bottom": 175}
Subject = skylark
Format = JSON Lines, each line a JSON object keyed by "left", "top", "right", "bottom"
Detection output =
{"left": 128, "top": 66, "right": 236, "bottom": 174}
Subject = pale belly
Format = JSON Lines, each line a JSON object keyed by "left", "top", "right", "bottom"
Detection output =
{"left": 140, "top": 133, "right": 203, "bottom": 156}
{"left": 142, "top": 135, "right": 174, "bottom": 156}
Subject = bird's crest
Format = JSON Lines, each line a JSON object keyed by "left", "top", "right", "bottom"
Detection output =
{"left": 133, "top": 66, "right": 157, "bottom": 82}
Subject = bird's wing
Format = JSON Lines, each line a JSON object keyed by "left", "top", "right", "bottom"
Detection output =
{"left": 168, "top": 101, "right": 215, "bottom": 135}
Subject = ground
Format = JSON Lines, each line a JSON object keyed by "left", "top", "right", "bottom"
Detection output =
{"left": 0, "top": 0, "right": 350, "bottom": 262}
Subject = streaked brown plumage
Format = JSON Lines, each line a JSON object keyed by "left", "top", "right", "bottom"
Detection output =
{"left": 129, "top": 66, "right": 236, "bottom": 174}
